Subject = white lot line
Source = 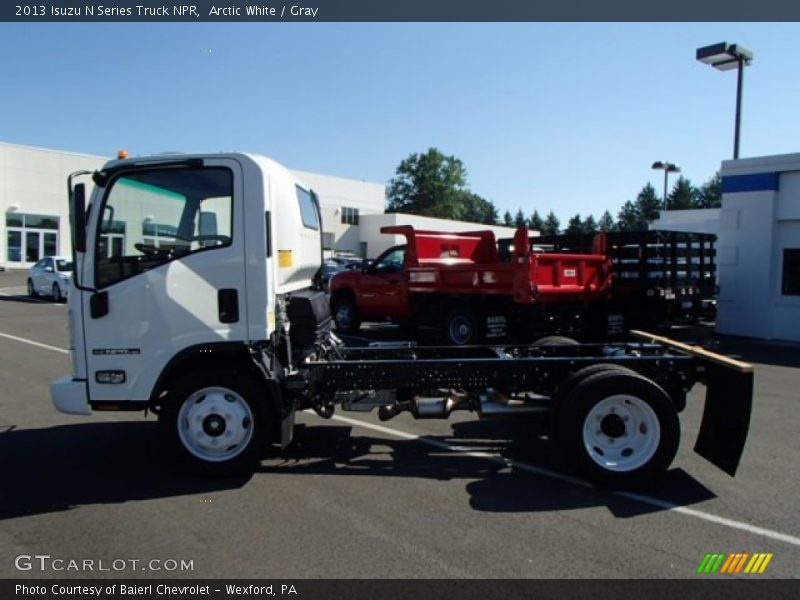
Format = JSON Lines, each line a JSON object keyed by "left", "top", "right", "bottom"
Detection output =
{"left": 2, "top": 328, "right": 797, "bottom": 549}
{"left": 326, "top": 413, "right": 800, "bottom": 549}
{"left": 0, "top": 331, "right": 69, "bottom": 354}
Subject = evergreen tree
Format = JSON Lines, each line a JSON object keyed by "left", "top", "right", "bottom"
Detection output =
{"left": 565, "top": 213, "right": 585, "bottom": 234}
{"left": 695, "top": 172, "right": 722, "bottom": 208}
{"left": 542, "top": 211, "right": 561, "bottom": 235}
{"left": 583, "top": 214, "right": 598, "bottom": 234}
{"left": 502, "top": 210, "right": 513, "bottom": 227}
{"left": 514, "top": 209, "right": 527, "bottom": 228}
{"left": 598, "top": 210, "right": 615, "bottom": 232}
{"left": 617, "top": 200, "right": 639, "bottom": 231}
{"left": 633, "top": 183, "right": 663, "bottom": 227}
{"left": 667, "top": 176, "right": 697, "bottom": 210}
{"left": 528, "top": 209, "right": 544, "bottom": 232}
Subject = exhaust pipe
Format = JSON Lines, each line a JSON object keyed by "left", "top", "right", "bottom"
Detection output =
{"left": 378, "top": 392, "right": 471, "bottom": 421}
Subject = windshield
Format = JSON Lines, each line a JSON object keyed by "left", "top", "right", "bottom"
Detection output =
{"left": 55, "top": 259, "right": 74, "bottom": 272}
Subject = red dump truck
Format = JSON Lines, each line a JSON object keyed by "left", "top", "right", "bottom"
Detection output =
{"left": 329, "top": 225, "right": 612, "bottom": 344}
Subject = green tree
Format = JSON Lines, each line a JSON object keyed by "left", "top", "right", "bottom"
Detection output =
{"left": 514, "top": 209, "right": 527, "bottom": 228}
{"left": 542, "top": 211, "right": 561, "bottom": 236}
{"left": 695, "top": 172, "right": 722, "bottom": 208}
{"left": 565, "top": 213, "right": 585, "bottom": 234}
{"left": 386, "top": 148, "right": 468, "bottom": 218}
{"left": 502, "top": 210, "right": 513, "bottom": 227}
{"left": 528, "top": 209, "right": 544, "bottom": 232}
{"left": 583, "top": 214, "right": 598, "bottom": 234}
{"left": 459, "top": 192, "right": 499, "bottom": 225}
{"left": 598, "top": 210, "right": 615, "bottom": 232}
{"left": 667, "top": 176, "right": 697, "bottom": 210}
{"left": 617, "top": 200, "right": 639, "bottom": 232}
{"left": 633, "top": 183, "right": 663, "bottom": 227}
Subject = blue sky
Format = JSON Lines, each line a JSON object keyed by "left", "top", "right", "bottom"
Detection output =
{"left": 2, "top": 22, "right": 799, "bottom": 223}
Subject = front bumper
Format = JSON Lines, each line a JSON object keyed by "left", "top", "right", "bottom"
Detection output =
{"left": 50, "top": 376, "right": 90, "bottom": 415}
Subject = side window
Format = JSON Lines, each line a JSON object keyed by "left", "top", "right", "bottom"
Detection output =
{"left": 296, "top": 186, "right": 319, "bottom": 230}
{"left": 95, "top": 167, "right": 233, "bottom": 289}
{"left": 782, "top": 249, "right": 800, "bottom": 296}
{"left": 374, "top": 248, "right": 405, "bottom": 273}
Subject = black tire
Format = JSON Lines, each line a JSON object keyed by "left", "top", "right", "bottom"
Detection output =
{"left": 550, "top": 363, "right": 635, "bottom": 441}
{"left": 52, "top": 283, "right": 63, "bottom": 303}
{"left": 532, "top": 335, "right": 580, "bottom": 347}
{"left": 332, "top": 296, "right": 361, "bottom": 334}
{"left": 555, "top": 369, "right": 680, "bottom": 486}
{"left": 159, "top": 371, "right": 269, "bottom": 475}
{"left": 27, "top": 279, "right": 38, "bottom": 297}
{"left": 443, "top": 306, "right": 481, "bottom": 345}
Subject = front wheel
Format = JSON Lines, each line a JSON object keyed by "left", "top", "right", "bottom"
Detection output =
{"left": 27, "top": 279, "right": 38, "bottom": 297}
{"left": 555, "top": 370, "right": 679, "bottom": 486}
{"left": 52, "top": 283, "right": 63, "bottom": 303}
{"left": 159, "top": 372, "right": 268, "bottom": 475}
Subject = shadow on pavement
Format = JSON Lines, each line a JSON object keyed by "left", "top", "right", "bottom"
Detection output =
{"left": 258, "top": 418, "right": 717, "bottom": 519}
{"left": 0, "top": 421, "right": 250, "bottom": 520}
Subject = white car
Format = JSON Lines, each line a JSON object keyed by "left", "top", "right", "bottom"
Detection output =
{"left": 27, "top": 256, "right": 72, "bottom": 302}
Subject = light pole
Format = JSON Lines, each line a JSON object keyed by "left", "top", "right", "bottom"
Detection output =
{"left": 652, "top": 161, "right": 681, "bottom": 210}
{"left": 696, "top": 42, "right": 753, "bottom": 160}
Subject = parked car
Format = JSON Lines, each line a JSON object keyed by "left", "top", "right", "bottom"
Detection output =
{"left": 27, "top": 256, "right": 72, "bottom": 302}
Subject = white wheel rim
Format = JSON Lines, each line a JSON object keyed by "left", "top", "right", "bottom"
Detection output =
{"left": 448, "top": 315, "right": 472, "bottom": 344}
{"left": 582, "top": 394, "right": 661, "bottom": 473}
{"left": 177, "top": 386, "right": 254, "bottom": 462}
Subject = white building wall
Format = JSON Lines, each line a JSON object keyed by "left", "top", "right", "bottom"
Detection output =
{"left": 716, "top": 152, "right": 800, "bottom": 341}
{"left": 650, "top": 208, "right": 721, "bottom": 235}
{"left": 1, "top": 142, "right": 104, "bottom": 266}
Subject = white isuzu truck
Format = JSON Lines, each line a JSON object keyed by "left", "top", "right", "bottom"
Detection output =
{"left": 51, "top": 152, "right": 753, "bottom": 485}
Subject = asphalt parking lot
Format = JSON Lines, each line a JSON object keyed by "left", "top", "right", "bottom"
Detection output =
{"left": 0, "top": 268, "right": 798, "bottom": 580}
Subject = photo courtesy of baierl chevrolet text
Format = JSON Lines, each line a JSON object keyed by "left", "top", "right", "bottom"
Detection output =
{"left": 1, "top": 1, "right": 799, "bottom": 599}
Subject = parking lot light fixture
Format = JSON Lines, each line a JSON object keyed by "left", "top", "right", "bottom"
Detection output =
{"left": 696, "top": 42, "right": 753, "bottom": 159}
{"left": 651, "top": 161, "right": 681, "bottom": 210}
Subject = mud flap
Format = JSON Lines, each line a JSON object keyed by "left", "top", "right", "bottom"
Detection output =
{"left": 694, "top": 363, "right": 753, "bottom": 476}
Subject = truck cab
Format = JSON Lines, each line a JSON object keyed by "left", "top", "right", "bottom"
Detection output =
{"left": 52, "top": 153, "right": 325, "bottom": 469}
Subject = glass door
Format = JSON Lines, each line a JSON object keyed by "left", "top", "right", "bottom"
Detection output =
{"left": 25, "top": 231, "right": 40, "bottom": 262}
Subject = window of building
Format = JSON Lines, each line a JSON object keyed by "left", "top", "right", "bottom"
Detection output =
{"left": 782, "top": 249, "right": 800, "bottom": 296}
{"left": 5, "top": 213, "right": 60, "bottom": 263}
{"left": 341, "top": 206, "right": 359, "bottom": 225}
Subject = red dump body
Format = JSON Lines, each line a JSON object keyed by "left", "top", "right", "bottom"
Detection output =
{"left": 387, "top": 225, "right": 610, "bottom": 304}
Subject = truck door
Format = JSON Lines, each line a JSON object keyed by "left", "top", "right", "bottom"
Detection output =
{"left": 80, "top": 158, "right": 247, "bottom": 404}
{"left": 359, "top": 246, "right": 409, "bottom": 318}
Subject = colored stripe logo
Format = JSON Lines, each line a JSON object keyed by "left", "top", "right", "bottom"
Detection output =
{"left": 697, "top": 553, "right": 773, "bottom": 574}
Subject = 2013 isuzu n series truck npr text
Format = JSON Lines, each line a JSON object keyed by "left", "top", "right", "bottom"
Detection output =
{"left": 50, "top": 152, "right": 753, "bottom": 486}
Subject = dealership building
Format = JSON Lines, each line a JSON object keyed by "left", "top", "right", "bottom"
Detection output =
{"left": 0, "top": 141, "right": 515, "bottom": 269}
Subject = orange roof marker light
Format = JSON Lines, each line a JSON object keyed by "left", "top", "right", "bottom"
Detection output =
{"left": 117, "top": 149, "right": 129, "bottom": 159}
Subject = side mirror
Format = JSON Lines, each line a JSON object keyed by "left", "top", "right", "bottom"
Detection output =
{"left": 45, "top": 266, "right": 54, "bottom": 273}
{"left": 71, "top": 183, "right": 87, "bottom": 253}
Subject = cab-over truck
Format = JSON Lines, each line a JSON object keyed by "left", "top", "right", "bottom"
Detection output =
{"left": 51, "top": 152, "right": 752, "bottom": 486}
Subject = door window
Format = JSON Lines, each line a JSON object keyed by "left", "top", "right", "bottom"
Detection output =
{"left": 95, "top": 167, "right": 233, "bottom": 288}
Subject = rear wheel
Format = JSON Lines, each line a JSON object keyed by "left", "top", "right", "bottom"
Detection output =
{"left": 532, "top": 335, "right": 579, "bottom": 347}
{"left": 443, "top": 306, "right": 481, "bottom": 345}
{"left": 27, "top": 279, "right": 37, "bottom": 297}
{"left": 555, "top": 370, "right": 679, "bottom": 486}
{"left": 159, "top": 371, "right": 269, "bottom": 475}
{"left": 332, "top": 296, "right": 361, "bottom": 334}
{"left": 52, "top": 283, "right": 63, "bottom": 303}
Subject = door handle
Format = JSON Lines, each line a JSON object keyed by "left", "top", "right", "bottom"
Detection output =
{"left": 218, "top": 289, "right": 239, "bottom": 323}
